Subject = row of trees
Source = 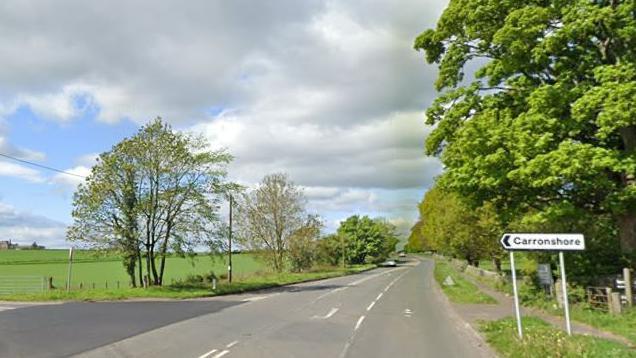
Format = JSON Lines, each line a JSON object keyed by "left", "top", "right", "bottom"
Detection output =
{"left": 236, "top": 173, "right": 399, "bottom": 272}
{"left": 411, "top": 0, "right": 635, "bottom": 277}
{"left": 68, "top": 121, "right": 399, "bottom": 285}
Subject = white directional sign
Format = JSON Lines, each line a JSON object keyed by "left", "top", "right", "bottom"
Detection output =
{"left": 500, "top": 233, "right": 585, "bottom": 251}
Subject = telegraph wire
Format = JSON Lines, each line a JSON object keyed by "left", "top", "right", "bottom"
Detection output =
{"left": 0, "top": 152, "right": 87, "bottom": 179}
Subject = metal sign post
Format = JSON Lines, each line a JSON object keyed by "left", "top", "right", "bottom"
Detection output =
{"left": 559, "top": 251, "right": 572, "bottom": 335}
{"left": 509, "top": 251, "right": 523, "bottom": 339}
{"left": 500, "top": 233, "right": 585, "bottom": 338}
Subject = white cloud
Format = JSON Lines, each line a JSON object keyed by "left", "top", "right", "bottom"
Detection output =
{"left": 0, "top": 202, "right": 67, "bottom": 248}
{"left": 0, "top": 0, "right": 449, "bottom": 241}
{"left": 0, "top": 161, "right": 44, "bottom": 182}
{"left": 50, "top": 165, "right": 90, "bottom": 190}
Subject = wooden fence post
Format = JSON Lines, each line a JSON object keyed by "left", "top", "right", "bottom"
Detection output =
{"left": 624, "top": 268, "right": 633, "bottom": 308}
{"left": 48, "top": 276, "right": 53, "bottom": 290}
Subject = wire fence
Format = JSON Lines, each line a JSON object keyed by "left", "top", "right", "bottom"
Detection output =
{"left": 0, "top": 276, "right": 47, "bottom": 295}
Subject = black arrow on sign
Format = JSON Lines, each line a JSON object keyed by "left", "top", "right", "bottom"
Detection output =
{"left": 501, "top": 235, "right": 511, "bottom": 248}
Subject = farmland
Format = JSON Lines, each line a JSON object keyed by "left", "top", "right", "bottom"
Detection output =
{"left": 0, "top": 249, "right": 263, "bottom": 288}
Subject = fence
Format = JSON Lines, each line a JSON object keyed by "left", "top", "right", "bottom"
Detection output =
{"left": 0, "top": 276, "right": 47, "bottom": 295}
{"left": 586, "top": 287, "right": 610, "bottom": 312}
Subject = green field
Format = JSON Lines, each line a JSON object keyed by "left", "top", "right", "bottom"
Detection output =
{"left": 0, "top": 250, "right": 263, "bottom": 289}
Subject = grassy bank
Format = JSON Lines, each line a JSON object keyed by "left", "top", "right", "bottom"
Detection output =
{"left": 463, "top": 262, "right": 636, "bottom": 345}
{"left": 0, "top": 264, "right": 375, "bottom": 302}
{"left": 433, "top": 260, "right": 497, "bottom": 304}
{"left": 481, "top": 317, "right": 636, "bottom": 357}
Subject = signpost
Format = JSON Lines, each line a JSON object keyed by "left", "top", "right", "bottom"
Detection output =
{"left": 500, "top": 233, "right": 585, "bottom": 338}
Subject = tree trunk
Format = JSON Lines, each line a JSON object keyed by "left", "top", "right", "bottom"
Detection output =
{"left": 493, "top": 257, "right": 502, "bottom": 272}
{"left": 158, "top": 222, "right": 172, "bottom": 286}
{"left": 150, "top": 246, "right": 159, "bottom": 285}
{"left": 618, "top": 126, "right": 636, "bottom": 257}
{"left": 137, "top": 244, "right": 143, "bottom": 287}
{"left": 618, "top": 214, "right": 636, "bottom": 255}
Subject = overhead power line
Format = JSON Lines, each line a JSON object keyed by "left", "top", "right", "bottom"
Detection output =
{"left": 0, "top": 152, "right": 87, "bottom": 179}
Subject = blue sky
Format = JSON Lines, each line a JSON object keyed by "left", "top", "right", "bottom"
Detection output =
{"left": 0, "top": 0, "right": 446, "bottom": 248}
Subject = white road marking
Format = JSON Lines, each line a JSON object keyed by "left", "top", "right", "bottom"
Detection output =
{"left": 312, "top": 307, "right": 339, "bottom": 319}
{"left": 354, "top": 315, "right": 365, "bottom": 331}
{"left": 242, "top": 293, "right": 279, "bottom": 302}
{"left": 324, "top": 307, "right": 339, "bottom": 318}
{"left": 350, "top": 267, "right": 402, "bottom": 286}
{"left": 376, "top": 293, "right": 383, "bottom": 301}
{"left": 226, "top": 340, "right": 239, "bottom": 348}
{"left": 198, "top": 349, "right": 218, "bottom": 358}
{"left": 366, "top": 301, "right": 375, "bottom": 311}
{"left": 212, "top": 350, "right": 230, "bottom": 358}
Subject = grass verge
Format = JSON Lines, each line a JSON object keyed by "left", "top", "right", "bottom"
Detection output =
{"left": 465, "top": 267, "right": 636, "bottom": 345}
{"left": 0, "top": 264, "right": 374, "bottom": 302}
{"left": 433, "top": 260, "right": 497, "bottom": 304}
{"left": 481, "top": 316, "right": 636, "bottom": 357}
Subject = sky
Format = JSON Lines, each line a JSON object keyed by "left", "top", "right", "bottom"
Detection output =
{"left": 0, "top": 0, "right": 447, "bottom": 248}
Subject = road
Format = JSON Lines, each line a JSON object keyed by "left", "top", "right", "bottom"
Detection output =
{"left": 0, "top": 258, "right": 491, "bottom": 358}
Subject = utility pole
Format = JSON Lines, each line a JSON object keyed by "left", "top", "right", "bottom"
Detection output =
{"left": 341, "top": 235, "right": 346, "bottom": 269}
{"left": 228, "top": 194, "right": 233, "bottom": 284}
{"left": 67, "top": 247, "right": 74, "bottom": 292}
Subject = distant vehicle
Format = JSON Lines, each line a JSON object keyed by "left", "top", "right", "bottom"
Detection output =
{"left": 380, "top": 260, "right": 397, "bottom": 267}
{"left": 399, "top": 252, "right": 406, "bottom": 257}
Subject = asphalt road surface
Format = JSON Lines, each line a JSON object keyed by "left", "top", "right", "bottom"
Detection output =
{"left": 0, "top": 258, "right": 491, "bottom": 358}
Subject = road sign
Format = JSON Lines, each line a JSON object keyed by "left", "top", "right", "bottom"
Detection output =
{"left": 537, "top": 264, "right": 553, "bottom": 286}
{"left": 502, "top": 233, "right": 585, "bottom": 338}
{"left": 500, "top": 233, "right": 585, "bottom": 251}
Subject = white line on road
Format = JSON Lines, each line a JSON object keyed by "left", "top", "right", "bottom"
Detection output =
{"left": 226, "top": 341, "right": 239, "bottom": 348}
{"left": 366, "top": 301, "right": 375, "bottom": 311}
{"left": 354, "top": 315, "right": 365, "bottom": 331}
{"left": 197, "top": 349, "right": 218, "bottom": 358}
{"left": 242, "top": 293, "right": 280, "bottom": 302}
{"left": 376, "top": 293, "right": 383, "bottom": 301}
{"left": 325, "top": 307, "right": 339, "bottom": 318}
{"left": 312, "top": 307, "right": 339, "bottom": 319}
{"left": 212, "top": 350, "right": 230, "bottom": 358}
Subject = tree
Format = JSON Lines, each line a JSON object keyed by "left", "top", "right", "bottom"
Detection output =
{"left": 68, "top": 118, "right": 232, "bottom": 286}
{"left": 413, "top": 185, "right": 504, "bottom": 268}
{"left": 316, "top": 234, "right": 345, "bottom": 266}
{"left": 288, "top": 216, "right": 322, "bottom": 272}
{"left": 236, "top": 173, "right": 318, "bottom": 272}
{"left": 337, "top": 215, "right": 398, "bottom": 264}
{"left": 415, "top": 1, "right": 636, "bottom": 262}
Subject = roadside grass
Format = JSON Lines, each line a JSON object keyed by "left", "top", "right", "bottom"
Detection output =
{"left": 568, "top": 307, "right": 636, "bottom": 345}
{"left": 481, "top": 316, "right": 636, "bottom": 358}
{"left": 0, "top": 251, "right": 263, "bottom": 288}
{"left": 0, "top": 264, "right": 375, "bottom": 302}
{"left": 433, "top": 260, "right": 497, "bottom": 304}
{"left": 465, "top": 267, "right": 636, "bottom": 345}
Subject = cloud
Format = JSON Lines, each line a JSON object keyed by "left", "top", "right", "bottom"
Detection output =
{"left": 0, "top": 0, "right": 449, "bottom": 241}
{"left": 0, "top": 202, "right": 67, "bottom": 248}
{"left": 0, "top": 160, "right": 44, "bottom": 182}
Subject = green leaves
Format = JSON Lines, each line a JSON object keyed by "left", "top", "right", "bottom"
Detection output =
{"left": 337, "top": 215, "right": 398, "bottom": 264}
{"left": 415, "top": 0, "right": 636, "bottom": 254}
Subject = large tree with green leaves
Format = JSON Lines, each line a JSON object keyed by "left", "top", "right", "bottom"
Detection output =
{"left": 68, "top": 118, "right": 232, "bottom": 286}
{"left": 338, "top": 215, "right": 399, "bottom": 264}
{"left": 415, "top": 0, "right": 636, "bottom": 261}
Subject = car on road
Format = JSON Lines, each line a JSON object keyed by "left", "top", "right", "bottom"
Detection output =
{"left": 399, "top": 252, "right": 406, "bottom": 257}
{"left": 380, "top": 260, "right": 397, "bottom": 267}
